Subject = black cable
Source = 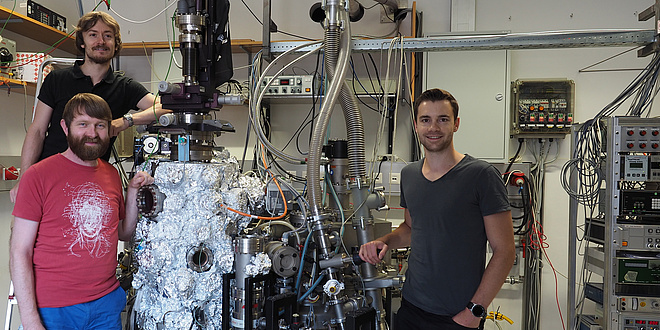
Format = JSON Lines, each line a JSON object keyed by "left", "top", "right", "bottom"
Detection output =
{"left": 268, "top": 152, "right": 307, "bottom": 182}
{"left": 240, "top": 0, "right": 315, "bottom": 41}
{"left": 281, "top": 51, "right": 322, "bottom": 155}
{"left": 349, "top": 58, "right": 383, "bottom": 113}
{"left": 278, "top": 30, "right": 316, "bottom": 41}
{"left": 304, "top": 54, "right": 322, "bottom": 156}
{"left": 504, "top": 138, "right": 524, "bottom": 175}
{"left": 361, "top": 54, "right": 381, "bottom": 99}
{"left": 372, "top": 156, "right": 387, "bottom": 188}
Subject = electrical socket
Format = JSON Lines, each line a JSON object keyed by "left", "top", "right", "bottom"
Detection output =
{"left": 389, "top": 173, "right": 400, "bottom": 184}
{"left": 375, "top": 173, "right": 383, "bottom": 184}
{"left": 378, "top": 155, "right": 394, "bottom": 162}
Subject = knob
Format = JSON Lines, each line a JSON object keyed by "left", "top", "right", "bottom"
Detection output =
{"left": 653, "top": 130, "right": 659, "bottom": 136}
{"left": 641, "top": 130, "right": 648, "bottom": 136}
{"left": 628, "top": 130, "right": 635, "bottom": 136}
{"left": 640, "top": 143, "right": 647, "bottom": 149}
{"left": 627, "top": 143, "right": 635, "bottom": 149}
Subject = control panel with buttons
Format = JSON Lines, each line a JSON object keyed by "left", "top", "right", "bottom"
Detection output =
{"left": 261, "top": 75, "right": 319, "bottom": 97}
{"left": 619, "top": 296, "right": 660, "bottom": 313}
{"left": 621, "top": 126, "right": 660, "bottom": 152}
{"left": 621, "top": 315, "right": 660, "bottom": 330}
{"left": 617, "top": 224, "right": 660, "bottom": 251}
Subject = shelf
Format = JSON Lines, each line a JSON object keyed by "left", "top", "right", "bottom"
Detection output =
{"left": 120, "top": 39, "right": 262, "bottom": 56}
{"left": 0, "top": 5, "right": 77, "bottom": 54}
{"left": 0, "top": 76, "right": 36, "bottom": 95}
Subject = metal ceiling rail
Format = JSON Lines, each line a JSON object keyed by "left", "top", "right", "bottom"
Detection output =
{"left": 269, "top": 30, "right": 657, "bottom": 54}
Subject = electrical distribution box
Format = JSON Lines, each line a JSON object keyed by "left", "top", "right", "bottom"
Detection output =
{"left": 511, "top": 79, "right": 575, "bottom": 137}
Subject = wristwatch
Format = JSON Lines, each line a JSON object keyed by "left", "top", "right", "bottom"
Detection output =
{"left": 123, "top": 113, "right": 134, "bottom": 127}
{"left": 466, "top": 302, "right": 487, "bottom": 318}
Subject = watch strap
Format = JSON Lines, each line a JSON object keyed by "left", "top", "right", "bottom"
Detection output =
{"left": 467, "top": 302, "right": 486, "bottom": 318}
{"left": 123, "top": 113, "right": 134, "bottom": 127}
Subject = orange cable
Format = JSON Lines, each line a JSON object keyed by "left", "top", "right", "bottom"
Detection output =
{"left": 219, "top": 145, "right": 288, "bottom": 220}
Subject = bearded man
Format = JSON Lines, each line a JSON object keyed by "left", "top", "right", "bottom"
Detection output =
{"left": 10, "top": 93, "right": 154, "bottom": 330}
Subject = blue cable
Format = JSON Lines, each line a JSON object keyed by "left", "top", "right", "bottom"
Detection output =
{"left": 298, "top": 273, "right": 326, "bottom": 303}
{"left": 295, "top": 231, "right": 313, "bottom": 292}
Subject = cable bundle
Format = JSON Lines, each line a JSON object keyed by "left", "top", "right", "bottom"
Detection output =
{"left": 562, "top": 51, "right": 660, "bottom": 206}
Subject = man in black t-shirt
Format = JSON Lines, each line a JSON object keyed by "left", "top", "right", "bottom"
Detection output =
{"left": 360, "top": 89, "right": 515, "bottom": 330}
{"left": 10, "top": 11, "right": 170, "bottom": 202}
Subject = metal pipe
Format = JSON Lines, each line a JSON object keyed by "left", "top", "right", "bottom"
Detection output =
{"left": 306, "top": 12, "right": 351, "bottom": 215}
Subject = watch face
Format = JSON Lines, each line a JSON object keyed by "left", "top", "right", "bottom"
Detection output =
{"left": 470, "top": 303, "right": 486, "bottom": 317}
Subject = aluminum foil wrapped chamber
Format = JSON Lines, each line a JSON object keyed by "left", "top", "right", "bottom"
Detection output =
{"left": 132, "top": 153, "right": 266, "bottom": 329}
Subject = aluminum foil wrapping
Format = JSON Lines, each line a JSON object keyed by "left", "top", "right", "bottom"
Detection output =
{"left": 133, "top": 157, "right": 267, "bottom": 329}
{"left": 244, "top": 252, "right": 272, "bottom": 277}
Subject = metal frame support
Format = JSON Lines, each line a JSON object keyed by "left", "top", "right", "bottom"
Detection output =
{"left": 264, "top": 292, "right": 297, "bottom": 330}
{"left": 638, "top": 0, "right": 660, "bottom": 57}
{"left": 345, "top": 307, "right": 377, "bottom": 330}
{"left": 262, "top": 0, "right": 272, "bottom": 59}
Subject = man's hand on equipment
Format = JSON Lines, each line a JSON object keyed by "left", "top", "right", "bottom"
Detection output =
{"left": 129, "top": 171, "right": 154, "bottom": 190}
{"left": 359, "top": 240, "right": 388, "bottom": 265}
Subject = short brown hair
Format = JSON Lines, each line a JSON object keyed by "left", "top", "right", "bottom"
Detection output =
{"left": 75, "top": 11, "right": 122, "bottom": 55}
{"left": 63, "top": 93, "right": 112, "bottom": 128}
{"left": 413, "top": 88, "right": 459, "bottom": 120}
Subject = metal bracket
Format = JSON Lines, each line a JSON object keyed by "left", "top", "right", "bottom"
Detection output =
{"left": 638, "top": 0, "right": 660, "bottom": 57}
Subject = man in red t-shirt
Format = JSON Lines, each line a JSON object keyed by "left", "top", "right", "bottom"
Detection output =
{"left": 10, "top": 93, "right": 154, "bottom": 330}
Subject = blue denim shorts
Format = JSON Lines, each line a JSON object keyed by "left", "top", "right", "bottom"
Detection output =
{"left": 38, "top": 286, "right": 126, "bottom": 330}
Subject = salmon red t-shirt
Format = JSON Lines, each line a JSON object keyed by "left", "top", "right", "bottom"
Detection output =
{"left": 13, "top": 154, "right": 125, "bottom": 308}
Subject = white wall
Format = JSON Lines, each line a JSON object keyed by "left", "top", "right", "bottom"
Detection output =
{"left": 1, "top": 1, "right": 657, "bottom": 329}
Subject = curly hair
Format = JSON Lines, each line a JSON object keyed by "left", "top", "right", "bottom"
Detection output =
{"left": 75, "top": 11, "right": 122, "bottom": 56}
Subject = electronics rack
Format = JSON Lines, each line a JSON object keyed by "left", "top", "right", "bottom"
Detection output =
{"left": 574, "top": 117, "right": 660, "bottom": 330}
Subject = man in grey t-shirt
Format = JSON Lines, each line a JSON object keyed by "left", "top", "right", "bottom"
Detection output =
{"left": 359, "top": 89, "right": 515, "bottom": 330}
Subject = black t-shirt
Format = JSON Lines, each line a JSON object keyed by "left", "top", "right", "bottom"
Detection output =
{"left": 38, "top": 60, "right": 150, "bottom": 161}
{"left": 400, "top": 155, "right": 510, "bottom": 316}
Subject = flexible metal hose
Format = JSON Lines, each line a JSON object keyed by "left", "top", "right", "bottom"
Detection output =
{"left": 306, "top": 11, "right": 352, "bottom": 215}
{"left": 324, "top": 19, "right": 368, "bottom": 180}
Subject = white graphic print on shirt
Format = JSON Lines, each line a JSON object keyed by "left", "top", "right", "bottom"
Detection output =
{"left": 62, "top": 182, "right": 113, "bottom": 258}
